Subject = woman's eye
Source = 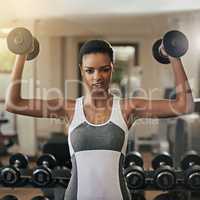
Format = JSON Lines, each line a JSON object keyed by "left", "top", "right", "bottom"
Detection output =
{"left": 103, "top": 68, "right": 111, "bottom": 72}
{"left": 86, "top": 69, "right": 94, "bottom": 74}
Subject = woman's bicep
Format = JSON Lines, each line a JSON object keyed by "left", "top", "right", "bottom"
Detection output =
{"left": 130, "top": 98, "right": 184, "bottom": 118}
{"left": 5, "top": 98, "right": 66, "bottom": 118}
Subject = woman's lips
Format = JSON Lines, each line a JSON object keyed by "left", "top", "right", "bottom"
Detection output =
{"left": 92, "top": 82, "right": 104, "bottom": 88}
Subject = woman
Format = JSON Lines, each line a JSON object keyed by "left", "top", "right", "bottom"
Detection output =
{"left": 5, "top": 39, "right": 194, "bottom": 200}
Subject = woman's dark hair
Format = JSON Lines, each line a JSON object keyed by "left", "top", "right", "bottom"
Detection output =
{"left": 78, "top": 39, "right": 114, "bottom": 65}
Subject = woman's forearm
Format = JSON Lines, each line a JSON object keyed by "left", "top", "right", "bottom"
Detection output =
{"left": 170, "top": 57, "right": 194, "bottom": 112}
{"left": 6, "top": 55, "right": 26, "bottom": 106}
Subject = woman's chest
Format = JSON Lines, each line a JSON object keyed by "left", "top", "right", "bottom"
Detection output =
{"left": 70, "top": 122, "right": 126, "bottom": 152}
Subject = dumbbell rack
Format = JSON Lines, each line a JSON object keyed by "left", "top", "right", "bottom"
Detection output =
{"left": 0, "top": 168, "right": 199, "bottom": 200}
{"left": 128, "top": 170, "right": 199, "bottom": 200}
{"left": 1, "top": 153, "right": 200, "bottom": 200}
{"left": 124, "top": 150, "right": 200, "bottom": 200}
{"left": 130, "top": 169, "right": 199, "bottom": 191}
{"left": 0, "top": 167, "right": 71, "bottom": 188}
{"left": 0, "top": 167, "right": 199, "bottom": 191}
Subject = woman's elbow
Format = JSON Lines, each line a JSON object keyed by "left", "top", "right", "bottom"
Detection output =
{"left": 178, "top": 100, "right": 194, "bottom": 115}
{"left": 5, "top": 103, "right": 16, "bottom": 113}
{"left": 5, "top": 100, "right": 21, "bottom": 114}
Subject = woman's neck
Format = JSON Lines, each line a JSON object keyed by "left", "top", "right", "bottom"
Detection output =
{"left": 84, "top": 92, "right": 113, "bottom": 109}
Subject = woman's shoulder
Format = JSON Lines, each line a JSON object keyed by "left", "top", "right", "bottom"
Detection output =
{"left": 64, "top": 98, "right": 81, "bottom": 122}
{"left": 119, "top": 97, "right": 137, "bottom": 115}
{"left": 64, "top": 96, "right": 84, "bottom": 110}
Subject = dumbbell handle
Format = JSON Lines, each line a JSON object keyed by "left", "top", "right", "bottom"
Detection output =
{"left": 29, "top": 38, "right": 35, "bottom": 53}
{"left": 157, "top": 161, "right": 172, "bottom": 168}
{"left": 13, "top": 160, "right": 21, "bottom": 168}
{"left": 42, "top": 161, "right": 49, "bottom": 167}
{"left": 158, "top": 43, "right": 168, "bottom": 58}
{"left": 188, "top": 162, "right": 195, "bottom": 167}
{"left": 129, "top": 161, "right": 136, "bottom": 166}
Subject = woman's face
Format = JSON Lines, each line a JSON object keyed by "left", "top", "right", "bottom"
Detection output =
{"left": 80, "top": 53, "right": 113, "bottom": 95}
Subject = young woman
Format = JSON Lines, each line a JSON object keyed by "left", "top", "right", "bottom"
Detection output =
{"left": 5, "top": 40, "right": 194, "bottom": 200}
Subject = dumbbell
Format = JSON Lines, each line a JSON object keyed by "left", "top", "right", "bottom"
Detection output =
{"left": 57, "top": 165, "right": 71, "bottom": 187}
{"left": 180, "top": 150, "right": 200, "bottom": 190}
{"left": 132, "top": 192, "right": 146, "bottom": 200}
{"left": 32, "top": 154, "right": 57, "bottom": 187}
{"left": 124, "top": 151, "right": 145, "bottom": 190}
{"left": 153, "top": 192, "right": 187, "bottom": 200}
{"left": 152, "top": 30, "right": 188, "bottom": 64}
{"left": 0, "top": 195, "right": 18, "bottom": 200}
{"left": 153, "top": 193, "right": 174, "bottom": 200}
{"left": 7, "top": 27, "right": 40, "bottom": 60}
{"left": 0, "top": 153, "right": 28, "bottom": 186}
{"left": 31, "top": 196, "right": 51, "bottom": 200}
{"left": 152, "top": 152, "right": 176, "bottom": 190}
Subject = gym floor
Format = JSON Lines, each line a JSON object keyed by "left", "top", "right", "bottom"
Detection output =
{"left": 0, "top": 145, "right": 162, "bottom": 200}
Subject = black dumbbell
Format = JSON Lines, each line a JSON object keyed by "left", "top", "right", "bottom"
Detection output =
{"left": 180, "top": 150, "right": 200, "bottom": 190}
{"left": 0, "top": 153, "right": 28, "bottom": 186}
{"left": 152, "top": 30, "right": 188, "bottom": 64}
{"left": 31, "top": 196, "right": 51, "bottom": 200}
{"left": 32, "top": 154, "right": 57, "bottom": 187}
{"left": 132, "top": 192, "right": 146, "bottom": 200}
{"left": 0, "top": 195, "right": 18, "bottom": 200}
{"left": 57, "top": 165, "right": 71, "bottom": 187}
{"left": 7, "top": 27, "right": 40, "bottom": 60}
{"left": 124, "top": 151, "right": 145, "bottom": 190}
{"left": 152, "top": 152, "right": 176, "bottom": 190}
{"left": 153, "top": 193, "right": 174, "bottom": 200}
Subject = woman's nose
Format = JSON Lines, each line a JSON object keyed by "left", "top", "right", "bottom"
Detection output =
{"left": 93, "top": 70, "right": 102, "bottom": 81}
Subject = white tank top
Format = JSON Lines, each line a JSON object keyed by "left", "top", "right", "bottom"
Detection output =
{"left": 65, "top": 95, "right": 131, "bottom": 200}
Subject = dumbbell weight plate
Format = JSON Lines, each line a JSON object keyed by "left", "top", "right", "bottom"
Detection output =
{"left": 33, "top": 154, "right": 57, "bottom": 187}
{"left": 124, "top": 151, "right": 143, "bottom": 169}
{"left": 187, "top": 169, "right": 200, "bottom": 190}
{"left": 181, "top": 151, "right": 200, "bottom": 171}
{"left": 170, "top": 192, "right": 188, "bottom": 200}
{"left": 1, "top": 195, "right": 18, "bottom": 200}
{"left": 152, "top": 39, "right": 170, "bottom": 64}
{"left": 0, "top": 166, "right": 19, "bottom": 186}
{"left": 9, "top": 153, "right": 28, "bottom": 168}
{"left": 152, "top": 152, "right": 173, "bottom": 170}
{"left": 7, "top": 27, "right": 33, "bottom": 55}
{"left": 125, "top": 166, "right": 145, "bottom": 189}
{"left": 132, "top": 192, "right": 146, "bottom": 200}
{"left": 32, "top": 167, "right": 52, "bottom": 187}
{"left": 57, "top": 166, "right": 71, "bottom": 187}
{"left": 163, "top": 30, "right": 189, "bottom": 58}
{"left": 154, "top": 193, "right": 174, "bottom": 200}
{"left": 155, "top": 168, "right": 176, "bottom": 190}
{"left": 27, "top": 37, "right": 40, "bottom": 60}
{"left": 31, "top": 196, "right": 50, "bottom": 200}
{"left": 37, "top": 154, "right": 57, "bottom": 169}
